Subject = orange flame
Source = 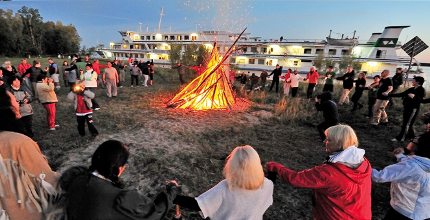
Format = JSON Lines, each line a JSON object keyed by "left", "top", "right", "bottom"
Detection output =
{"left": 167, "top": 46, "right": 235, "bottom": 110}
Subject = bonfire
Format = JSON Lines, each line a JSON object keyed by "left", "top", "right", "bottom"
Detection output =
{"left": 167, "top": 29, "right": 247, "bottom": 110}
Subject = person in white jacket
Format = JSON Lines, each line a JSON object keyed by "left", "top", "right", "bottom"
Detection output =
{"left": 286, "top": 69, "right": 305, "bottom": 97}
{"left": 372, "top": 129, "right": 430, "bottom": 220}
{"left": 80, "top": 63, "right": 100, "bottom": 110}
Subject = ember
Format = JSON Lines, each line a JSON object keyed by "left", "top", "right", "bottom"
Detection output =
{"left": 167, "top": 29, "right": 247, "bottom": 110}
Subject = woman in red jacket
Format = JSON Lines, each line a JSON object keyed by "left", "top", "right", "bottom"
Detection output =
{"left": 266, "top": 124, "right": 372, "bottom": 220}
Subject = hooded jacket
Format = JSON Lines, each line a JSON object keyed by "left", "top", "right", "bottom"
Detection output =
{"left": 266, "top": 146, "right": 372, "bottom": 220}
{"left": 372, "top": 154, "right": 430, "bottom": 219}
{"left": 315, "top": 91, "right": 339, "bottom": 125}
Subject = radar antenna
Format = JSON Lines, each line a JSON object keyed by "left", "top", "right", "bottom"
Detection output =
{"left": 158, "top": 5, "right": 165, "bottom": 32}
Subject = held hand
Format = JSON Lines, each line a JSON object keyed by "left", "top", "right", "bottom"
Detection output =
{"left": 327, "top": 74, "right": 331, "bottom": 79}
{"left": 393, "top": 147, "right": 405, "bottom": 157}
{"left": 349, "top": 89, "right": 353, "bottom": 92}
{"left": 315, "top": 97, "right": 319, "bottom": 102}
{"left": 408, "top": 93, "right": 415, "bottom": 99}
{"left": 103, "top": 81, "right": 106, "bottom": 84}
{"left": 166, "top": 180, "right": 178, "bottom": 186}
{"left": 24, "top": 99, "right": 28, "bottom": 104}
{"left": 382, "top": 92, "right": 389, "bottom": 96}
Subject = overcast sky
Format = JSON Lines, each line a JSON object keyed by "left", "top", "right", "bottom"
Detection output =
{"left": 2, "top": 0, "right": 430, "bottom": 62}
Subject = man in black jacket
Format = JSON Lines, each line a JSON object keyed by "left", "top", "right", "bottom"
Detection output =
{"left": 390, "top": 76, "right": 425, "bottom": 142}
{"left": 388, "top": 67, "right": 404, "bottom": 107}
{"left": 315, "top": 91, "right": 339, "bottom": 141}
{"left": 268, "top": 64, "right": 282, "bottom": 93}
{"left": 336, "top": 67, "right": 355, "bottom": 105}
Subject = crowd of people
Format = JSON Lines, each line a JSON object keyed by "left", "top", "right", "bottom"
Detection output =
{"left": 1, "top": 57, "right": 430, "bottom": 220}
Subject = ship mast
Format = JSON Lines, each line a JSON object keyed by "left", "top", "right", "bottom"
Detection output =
{"left": 158, "top": 5, "right": 165, "bottom": 32}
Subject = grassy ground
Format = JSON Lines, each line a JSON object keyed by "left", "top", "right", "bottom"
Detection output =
{"left": 3, "top": 56, "right": 430, "bottom": 219}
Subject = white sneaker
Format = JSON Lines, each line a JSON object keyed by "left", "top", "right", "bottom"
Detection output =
{"left": 391, "top": 138, "right": 398, "bottom": 142}
{"left": 94, "top": 107, "right": 100, "bottom": 111}
{"left": 55, "top": 125, "right": 60, "bottom": 127}
{"left": 49, "top": 128, "right": 56, "bottom": 131}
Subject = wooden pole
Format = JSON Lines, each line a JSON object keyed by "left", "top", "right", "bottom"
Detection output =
{"left": 405, "top": 37, "right": 417, "bottom": 87}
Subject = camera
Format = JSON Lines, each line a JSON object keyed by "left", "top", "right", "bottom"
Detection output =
{"left": 17, "top": 100, "right": 24, "bottom": 106}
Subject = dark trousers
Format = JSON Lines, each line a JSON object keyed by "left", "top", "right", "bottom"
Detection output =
{"left": 269, "top": 79, "right": 279, "bottom": 92}
{"left": 20, "top": 115, "right": 34, "bottom": 138}
{"left": 323, "top": 84, "right": 333, "bottom": 92}
{"left": 179, "top": 74, "right": 185, "bottom": 84}
{"left": 291, "top": 87, "right": 298, "bottom": 97}
{"left": 307, "top": 83, "right": 316, "bottom": 98}
{"left": 317, "top": 120, "right": 337, "bottom": 140}
{"left": 396, "top": 108, "right": 419, "bottom": 141}
{"left": 261, "top": 80, "right": 267, "bottom": 89}
{"left": 87, "top": 87, "right": 100, "bottom": 109}
{"left": 368, "top": 97, "right": 376, "bottom": 117}
{"left": 383, "top": 206, "right": 414, "bottom": 220}
{"left": 69, "top": 81, "right": 75, "bottom": 91}
{"left": 77, "top": 113, "right": 99, "bottom": 137}
{"left": 389, "top": 87, "right": 400, "bottom": 106}
{"left": 117, "top": 73, "right": 122, "bottom": 87}
{"left": 131, "top": 75, "right": 139, "bottom": 86}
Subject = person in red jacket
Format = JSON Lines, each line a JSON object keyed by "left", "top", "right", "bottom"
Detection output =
{"left": 304, "top": 66, "right": 320, "bottom": 99}
{"left": 92, "top": 60, "right": 107, "bottom": 89}
{"left": 266, "top": 124, "right": 372, "bottom": 220}
{"left": 189, "top": 63, "right": 206, "bottom": 76}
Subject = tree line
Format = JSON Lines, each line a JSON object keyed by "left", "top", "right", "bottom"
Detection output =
{"left": 0, "top": 6, "right": 81, "bottom": 57}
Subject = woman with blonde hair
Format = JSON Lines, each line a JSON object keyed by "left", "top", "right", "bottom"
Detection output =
{"left": 266, "top": 125, "right": 372, "bottom": 220}
{"left": 174, "top": 145, "right": 273, "bottom": 220}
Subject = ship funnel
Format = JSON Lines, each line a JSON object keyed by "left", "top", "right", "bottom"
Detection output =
{"left": 373, "top": 26, "right": 410, "bottom": 48}
{"left": 367, "top": 33, "right": 381, "bottom": 44}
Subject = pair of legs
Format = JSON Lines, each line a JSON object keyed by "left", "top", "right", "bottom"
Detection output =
{"left": 31, "top": 82, "right": 38, "bottom": 100}
{"left": 269, "top": 79, "right": 279, "bottom": 92}
{"left": 179, "top": 74, "right": 185, "bottom": 85}
{"left": 42, "top": 103, "right": 56, "bottom": 129}
{"left": 131, "top": 75, "right": 139, "bottom": 86}
{"left": 367, "top": 97, "right": 376, "bottom": 117}
{"left": 307, "top": 83, "right": 316, "bottom": 98}
{"left": 20, "top": 115, "right": 34, "bottom": 137}
{"left": 291, "top": 87, "right": 298, "bottom": 97}
{"left": 106, "top": 79, "right": 118, "bottom": 97}
{"left": 143, "top": 74, "right": 149, "bottom": 86}
{"left": 395, "top": 108, "right": 419, "bottom": 141}
{"left": 149, "top": 73, "right": 154, "bottom": 85}
{"left": 77, "top": 113, "right": 98, "bottom": 137}
{"left": 97, "top": 75, "right": 105, "bottom": 89}
{"left": 371, "top": 99, "right": 389, "bottom": 125}
{"left": 87, "top": 87, "right": 100, "bottom": 109}
{"left": 339, "top": 89, "right": 351, "bottom": 105}
{"left": 283, "top": 83, "right": 290, "bottom": 96}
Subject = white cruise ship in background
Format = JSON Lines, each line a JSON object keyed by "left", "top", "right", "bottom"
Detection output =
{"left": 99, "top": 25, "right": 426, "bottom": 79}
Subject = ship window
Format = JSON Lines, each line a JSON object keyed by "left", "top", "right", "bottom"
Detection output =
{"left": 191, "top": 36, "right": 197, "bottom": 41}
{"left": 304, "top": 49, "right": 312, "bottom": 54}
{"left": 123, "top": 45, "right": 127, "bottom": 49}
{"left": 230, "top": 58, "right": 235, "bottom": 63}
{"left": 135, "top": 45, "right": 139, "bottom": 49}
{"left": 258, "top": 59, "right": 265, "bottom": 64}
{"left": 134, "top": 35, "right": 139, "bottom": 40}
{"left": 184, "top": 35, "right": 189, "bottom": 40}
{"left": 238, "top": 59, "right": 246, "bottom": 64}
{"left": 164, "top": 36, "right": 168, "bottom": 41}
{"left": 341, "top": 50, "right": 350, "bottom": 55}
{"left": 328, "top": 49, "right": 336, "bottom": 55}
{"left": 146, "top": 36, "right": 150, "bottom": 40}
{"left": 152, "top": 36, "right": 155, "bottom": 40}
{"left": 130, "top": 45, "right": 134, "bottom": 49}
{"left": 177, "top": 35, "right": 181, "bottom": 40}
{"left": 251, "top": 47, "right": 257, "bottom": 52}
{"left": 316, "top": 49, "right": 324, "bottom": 54}
{"left": 294, "top": 61, "right": 299, "bottom": 66}
{"left": 140, "top": 36, "right": 145, "bottom": 40}
{"left": 376, "top": 50, "right": 386, "bottom": 58}
{"left": 225, "top": 47, "right": 229, "bottom": 51}
{"left": 249, "top": 59, "right": 255, "bottom": 64}
{"left": 270, "top": 48, "right": 274, "bottom": 52}
{"left": 263, "top": 48, "right": 267, "bottom": 53}
{"left": 165, "top": 45, "right": 169, "bottom": 50}
{"left": 170, "top": 36, "right": 175, "bottom": 40}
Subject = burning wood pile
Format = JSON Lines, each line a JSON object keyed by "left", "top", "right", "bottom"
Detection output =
{"left": 167, "top": 29, "right": 247, "bottom": 110}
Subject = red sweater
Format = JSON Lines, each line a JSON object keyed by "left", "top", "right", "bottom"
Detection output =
{"left": 92, "top": 63, "right": 107, "bottom": 75}
{"left": 266, "top": 159, "right": 372, "bottom": 220}
{"left": 306, "top": 71, "right": 320, "bottom": 84}
{"left": 18, "top": 63, "right": 32, "bottom": 76}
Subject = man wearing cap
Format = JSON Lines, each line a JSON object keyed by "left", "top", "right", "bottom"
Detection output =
{"left": 389, "top": 77, "right": 425, "bottom": 142}
{"left": 80, "top": 64, "right": 101, "bottom": 110}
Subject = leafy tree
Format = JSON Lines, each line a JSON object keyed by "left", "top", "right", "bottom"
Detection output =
{"left": 338, "top": 48, "right": 361, "bottom": 74}
{"left": 18, "top": 6, "right": 44, "bottom": 55}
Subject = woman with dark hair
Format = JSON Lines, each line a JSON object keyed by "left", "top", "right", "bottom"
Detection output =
{"left": 351, "top": 72, "right": 366, "bottom": 112}
{"left": 7, "top": 75, "right": 34, "bottom": 137}
{"left": 0, "top": 87, "right": 59, "bottom": 219}
{"left": 60, "top": 140, "right": 179, "bottom": 220}
{"left": 62, "top": 60, "right": 70, "bottom": 87}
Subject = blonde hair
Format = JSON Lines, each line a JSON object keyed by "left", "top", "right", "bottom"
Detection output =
{"left": 223, "top": 145, "right": 264, "bottom": 191}
{"left": 325, "top": 125, "right": 358, "bottom": 152}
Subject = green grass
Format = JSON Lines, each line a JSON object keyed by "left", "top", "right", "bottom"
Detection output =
{"left": 3, "top": 56, "right": 430, "bottom": 219}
